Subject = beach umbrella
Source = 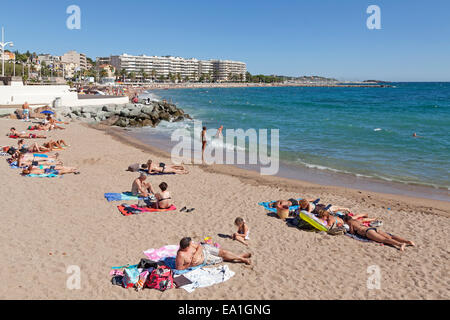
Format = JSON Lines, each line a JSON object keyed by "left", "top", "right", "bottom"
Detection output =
{"left": 40, "top": 110, "right": 54, "bottom": 115}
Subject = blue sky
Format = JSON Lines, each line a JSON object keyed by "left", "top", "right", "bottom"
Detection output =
{"left": 1, "top": 0, "right": 449, "bottom": 81}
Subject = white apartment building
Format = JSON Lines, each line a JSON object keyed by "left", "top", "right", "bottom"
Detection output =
{"left": 61, "top": 50, "right": 88, "bottom": 70}
{"left": 211, "top": 60, "right": 247, "bottom": 82}
{"left": 109, "top": 54, "right": 246, "bottom": 82}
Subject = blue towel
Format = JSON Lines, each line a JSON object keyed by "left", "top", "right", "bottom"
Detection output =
{"left": 139, "top": 169, "right": 176, "bottom": 176}
{"left": 9, "top": 161, "right": 24, "bottom": 169}
{"left": 26, "top": 173, "right": 59, "bottom": 178}
{"left": 345, "top": 233, "right": 372, "bottom": 242}
{"left": 258, "top": 198, "right": 303, "bottom": 213}
{"left": 161, "top": 257, "right": 207, "bottom": 275}
{"left": 104, "top": 192, "right": 143, "bottom": 202}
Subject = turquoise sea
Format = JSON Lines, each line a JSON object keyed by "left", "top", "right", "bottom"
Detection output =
{"left": 137, "top": 83, "right": 450, "bottom": 194}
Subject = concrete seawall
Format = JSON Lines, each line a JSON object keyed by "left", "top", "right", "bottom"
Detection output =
{"left": 0, "top": 85, "right": 129, "bottom": 107}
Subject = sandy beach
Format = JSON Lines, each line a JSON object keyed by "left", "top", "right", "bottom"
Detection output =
{"left": 0, "top": 118, "right": 449, "bottom": 300}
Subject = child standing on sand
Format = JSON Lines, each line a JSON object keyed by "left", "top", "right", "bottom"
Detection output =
{"left": 232, "top": 217, "right": 250, "bottom": 246}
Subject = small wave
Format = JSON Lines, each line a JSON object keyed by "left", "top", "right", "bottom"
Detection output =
{"left": 139, "top": 91, "right": 161, "bottom": 102}
{"left": 295, "top": 159, "right": 449, "bottom": 190}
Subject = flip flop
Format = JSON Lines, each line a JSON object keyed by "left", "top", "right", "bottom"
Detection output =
{"left": 180, "top": 207, "right": 187, "bottom": 212}
{"left": 186, "top": 208, "right": 195, "bottom": 213}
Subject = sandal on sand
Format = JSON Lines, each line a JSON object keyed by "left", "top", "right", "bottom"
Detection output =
{"left": 186, "top": 208, "right": 195, "bottom": 213}
{"left": 180, "top": 207, "right": 187, "bottom": 212}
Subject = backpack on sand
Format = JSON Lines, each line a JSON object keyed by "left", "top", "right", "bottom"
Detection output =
{"left": 146, "top": 265, "right": 174, "bottom": 291}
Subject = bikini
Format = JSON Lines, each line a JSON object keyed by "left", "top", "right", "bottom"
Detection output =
{"left": 238, "top": 226, "right": 250, "bottom": 240}
{"left": 365, "top": 227, "right": 377, "bottom": 237}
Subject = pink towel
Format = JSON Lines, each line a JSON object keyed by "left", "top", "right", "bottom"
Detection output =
{"left": 143, "top": 245, "right": 179, "bottom": 261}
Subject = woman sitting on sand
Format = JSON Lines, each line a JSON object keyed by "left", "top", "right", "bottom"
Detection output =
{"left": 232, "top": 217, "right": 250, "bottom": 246}
{"left": 8, "top": 128, "right": 46, "bottom": 139}
{"left": 144, "top": 159, "right": 188, "bottom": 174}
{"left": 343, "top": 215, "right": 415, "bottom": 251}
{"left": 22, "top": 164, "right": 79, "bottom": 176}
{"left": 154, "top": 182, "right": 172, "bottom": 209}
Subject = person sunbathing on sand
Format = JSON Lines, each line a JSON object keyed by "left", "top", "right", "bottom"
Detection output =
{"left": 154, "top": 182, "right": 172, "bottom": 209}
{"left": 131, "top": 173, "right": 155, "bottom": 197}
{"left": 175, "top": 237, "right": 251, "bottom": 270}
{"left": 8, "top": 148, "right": 60, "bottom": 162}
{"left": 144, "top": 159, "right": 188, "bottom": 174}
{"left": 45, "top": 115, "right": 66, "bottom": 130}
{"left": 17, "top": 139, "right": 50, "bottom": 153}
{"left": 28, "top": 123, "right": 51, "bottom": 131}
{"left": 16, "top": 154, "right": 62, "bottom": 168}
{"left": 343, "top": 215, "right": 415, "bottom": 251}
{"left": 317, "top": 209, "right": 345, "bottom": 228}
{"left": 22, "top": 165, "right": 79, "bottom": 176}
{"left": 232, "top": 217, "right": 250, "bottom": 246}
{"left": 272, "top": 198, "right": 300, "bottom": 220}
{"left": 42, "top": 139, "right": 69, "bottom": 150}
{"left": 8, "top": 128, "right": 46, "bottom": 139}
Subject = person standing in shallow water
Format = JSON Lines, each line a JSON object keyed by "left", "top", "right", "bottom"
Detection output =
{"left": 215, "top": 125, "right": 223, "bottom": 138}
{"left": 201, "top": 126, "right": 207, "bottom": 163}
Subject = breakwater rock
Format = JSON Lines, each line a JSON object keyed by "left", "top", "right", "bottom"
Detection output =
{"left": 60, "top": 101, "right": 192, "bottom": 128}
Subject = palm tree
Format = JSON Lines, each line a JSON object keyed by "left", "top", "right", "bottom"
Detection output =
{"left": 120, "top": 69, "right": 127, "bottom": 82}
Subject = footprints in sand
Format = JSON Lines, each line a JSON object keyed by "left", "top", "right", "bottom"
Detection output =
{"left": 78, "top": 158, "right": 102, "bottom": 165}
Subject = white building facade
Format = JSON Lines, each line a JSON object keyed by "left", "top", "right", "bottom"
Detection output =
{"left": 108, "top": 54, "right": 246, "bottom": 82}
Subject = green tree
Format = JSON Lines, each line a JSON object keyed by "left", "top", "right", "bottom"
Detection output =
{"left": 99, "top": 69, "right": 108, "bottom": 78}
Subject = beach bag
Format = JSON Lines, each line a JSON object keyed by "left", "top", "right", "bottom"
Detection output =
{"left": 122, "top": 267, "right": 141, "bottom": 289}
{"left": 327, "top": 226, "right": 346, "bottom": 236}
{"left": 146, "top": 265, "right": 174, "bottom": 291}
{"left": 135, "top": 270, "right": 150, "bottom": 292}
{"left": 137, "top": 258, "right": 158, "bottom": 270}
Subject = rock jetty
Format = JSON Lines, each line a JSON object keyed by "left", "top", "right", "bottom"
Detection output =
{"left": 59, "top": 100, "right": 192, "bottom": 128}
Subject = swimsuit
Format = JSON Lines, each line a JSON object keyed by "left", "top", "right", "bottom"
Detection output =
{"left": 44, "top": 168, "right": 59, "bottom": 175}
{"left": 239, "top": 228, "right": 250, "bottom": 240}
{"left": 365, "top": 227, "right": 377, "bottom": 238}
{"left": 201, "top": 244, "right": 223, "bottom": 265}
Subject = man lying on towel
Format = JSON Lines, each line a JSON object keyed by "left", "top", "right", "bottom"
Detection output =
{"left": 175, "top": 237, "right": 251, "bottom": 270}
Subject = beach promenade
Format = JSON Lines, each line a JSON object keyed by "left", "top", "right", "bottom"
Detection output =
{"left": 0, "top": 118, "right": 448, "bottom": 300}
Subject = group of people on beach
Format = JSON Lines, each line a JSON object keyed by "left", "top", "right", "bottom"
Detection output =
{"left": 124, "top": 155, "right": 253, "bottom": 268}
{"left": 273, "top": 198, "right": 415, "bottom": 251}
{"left": 4, "top": 106, "right": 80, "bottom": 176}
